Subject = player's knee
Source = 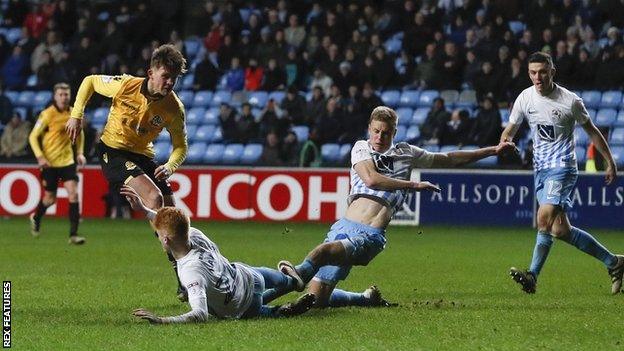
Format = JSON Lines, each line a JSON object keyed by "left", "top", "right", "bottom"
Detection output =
{"left": 43, "top": 193, "right": 57, "bottom": 206}
{"left": 67, "top": 192, "right": 79, "bottom": 203}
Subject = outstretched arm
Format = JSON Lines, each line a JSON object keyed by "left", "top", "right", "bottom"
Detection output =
{"left": 354, "top": 159, "right": 440, "bottom": 192}
{"left": 430, "top": 141, "right": 517, "bottom": 168}
{"left": 133, "top": 296, "right": 210, "bottom": 324}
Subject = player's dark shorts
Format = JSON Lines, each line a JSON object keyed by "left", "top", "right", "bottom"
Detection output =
{"left": 40, "top": 164, "right": 79, "bottom": 192}
{"left": 96, "top": 142, "right": 172, "bottom": 195}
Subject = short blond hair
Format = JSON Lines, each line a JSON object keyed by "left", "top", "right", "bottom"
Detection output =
{"left": 53, "top": 82, "right": 70, "bottom": 93}
{"left": 369, "top": 106, "right": 398, "bottom": 129}
{"left": 152, "top": 207, "right": 189, "bottom": 243}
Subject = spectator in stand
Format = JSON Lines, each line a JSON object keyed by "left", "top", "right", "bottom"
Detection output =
{"left": 219, "top": 103, "right": 238, "bottom": 143}
{"left": 463, "top": 49, "right": 481, "bottom": 88}
{"left": 244, "top": 58, "right": 263, "bottom": 91}
{"left": 284, "top": 14, "right": 306, "bottom": 49}
{"left": 2, "top": 46, "right": 28, "bottom": 90}
{"left": 31, "top": 31, "right": 64, "bottom": 74}
{"left": 305, "top": 86, "right": 326, "bottom": 128}
{"left": 281, "top": 85, "right": 307, "bottom": 126}
{"left": 284, "top": 48, "right": 306, "bottom": 90}
{"left": 474, "top": 61, "right": 500, "bottom": 102}
{"left": 24, "top": 3, "right": 49, "bottom": 40}
{"left": 315, "top": 98, "right": 343, "bottom": 144}
{"left": 439, "top": 109, "right": 471, "bottom": 147}
{"left": 0, "top": 112, "right": 31, "bottom": 159}
{"left": 193, "top": 53, "right": 220, "bottom": 91}
{"left": 236, "top": 103, "right": 260, "bottom": 144}
{"left": 333, "top": 62, "right": 358, "bottom": 95}
{"left": 468, "top": 96, "right": 503, "bottom": 147}
{"left": 218, "top": 34, "right": 236, "bottom": 69}
{"left": 553, "top": 41, "right": 574, "bottom": 87}
{"left": 259, "top": 129, "right": 297, "bottom": 167}
{"left": 259, "top": 99, "right": 289, "bottom": 139}
{"left": 569, "top": 49, "right": 595, "bottom": 90}
{"left": 420, "top": 97, "right": 450, "bottom": 144}
{"left": 503, "top": 57, "right": 531, "bottom": 104}
{"left": 255, "top": 27, "right": 274, "bottom": 66}
{"left": 373, "top": 47, "right": 396, "bottom": 89}
{"left": 438, "top": 41, "right": 464, "bottom": 90}
{"left": 225, "top": 57, "right": 244, "bottom": 91}
{"left": 309, "top": 68, "right": 333, "bottom": 98}
{"left": 0, "top": 83, "right": 13, "bottom": 125}
{"left": 3, "top": 0, "right": 29, "bottom": 28}
{"left": 36, "top": 50, "right": 57, "bottom": 91}
{"left": 262, "top": 58, "right": 287, "bottom": 91}
{"left": 415, "top": 43, "right": 440, "bottom": 89}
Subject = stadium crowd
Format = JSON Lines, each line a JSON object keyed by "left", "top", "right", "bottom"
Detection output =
{"left": 1, "top": 0, "right": 624, "bottom": 168}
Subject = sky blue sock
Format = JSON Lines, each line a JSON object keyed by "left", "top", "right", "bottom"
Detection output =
{"left": 254, "top": 267, "right": 294, "bottom": 304}
{"left": 529, "top": 231, "right": 553, "bottom": 278}
{"left": 295, "top": 258, "right": 318, "bottom": 283}
{"left": 562, "top": 227, "right": 618, "bottom": 268}
{"left": 329, "top": 289, "right": 367, "bottom": 307}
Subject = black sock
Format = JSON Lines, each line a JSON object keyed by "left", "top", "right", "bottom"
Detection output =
{"left": 33, "top": 201, "right": 50, "bottom": 229}
{"left": 69, "top": 202, "right": 80, "bottom": 236}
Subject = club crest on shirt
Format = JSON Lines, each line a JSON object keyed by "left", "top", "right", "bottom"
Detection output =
{"left": 125, "top": 161, "right": 137, "bottom": 170}
{"left": 150, "top": 115, "right": 164, "bottom": 127}
{"left": 551, "top": 109, "right": 563, "bottom": 121}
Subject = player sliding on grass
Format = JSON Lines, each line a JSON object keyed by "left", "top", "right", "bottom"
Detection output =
{"left": 501, "top": 52, "right": 623, "bottom": 294}
{"left": 121, "top": 186, "right": 315, "bottom": 323}
{"left": 65, "top": 44, "right": 189, "bottom": 300}
{"left": 272, "top": 106, "right": 516, "bottom": 308}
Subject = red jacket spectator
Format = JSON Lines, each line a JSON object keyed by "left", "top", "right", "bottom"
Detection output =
{"left": 244, "top": 59, "right": 264, "bottom": 91}
{"left": 24, "top": 4, "right": 49, "bottom": 39}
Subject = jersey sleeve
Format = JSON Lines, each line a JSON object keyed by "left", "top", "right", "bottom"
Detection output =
{"left": 164, "top": 107, "right": 188, "bottom": 173}
{"left": 161, "top": 270, "right": 210, "bottom": 324}
{"left": 71, "top": 75, "right": 127, "bottom": 119}
{"left": 571, "top": 98, "right": 591, "bottom": 125}
{"left": 351, "top": 140, "right": 372, "bottom": 166}
{"left": 408, "top": 144, "right": 435, "bottom": 168}
{"left": 28, "top": 111, "right": 50, "bottom": 158}
{"left": 508, "top": 92, "right": 526, "bottom": 125}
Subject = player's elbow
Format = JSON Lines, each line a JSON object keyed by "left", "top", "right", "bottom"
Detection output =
{"left": 193, "top": 310, "right": 209, "bottom": 323}
{"left": 362, "top": 175, "right": 379, "bottom": 189}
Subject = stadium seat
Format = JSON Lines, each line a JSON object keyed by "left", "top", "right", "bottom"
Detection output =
{"left": 33, "top": 91, "right": 52, "bottom": 106}
{"left": 339, "top": 144, "right": 352, "bottom": 161}
{"left": 395, "top": 125, "right": 407, "bottom": 142}
{"left": 499, "top": 108, "right": 510, "bottom": 126}
{"left": 595, "top": 108, "right": 617, "bottom": 127}
{"left": 222, "top": 144, "right": 244, "bottom": 164}
{"left": 248, "top": 91, "right": 268, "bottom": 108}
{"left": 575, "top": 146, "right": 587, "bottom": 165}
{"left": 321, "top": 143, "right": 341, "bottom": 164}
{"left": 203, "top": 143, "right": 225, "bottom": 164}
{"left": 612, "top": 146, "right": 624, "bottom": 167}
{"left": 456, "top": 89, "right": 477, "bottom": 108}
{"left": 475, "top": 155, "right": 498, "bottom": 167}
{"left": 203, "top": 108, "right": 220, "bottom": 125}
{"left": 600, "top": 90, "right": 622, "bottom": 109}
{"left": 211, "top": 90, "right": 232, "bottom": 106}
{"left": 186, "top": 107, "right": 205, "bottom": 125}
{"left": 581, "top": 90, "right": 602, "bottom": 109}
{"left": 440, "top": 145, "right": 460, "bottom": 153}
{"left": 240, "top": 143, "right": 263, "bottom": 165}
{"left": 184, "top": 39, "right": 201, "bottom": 60}
{"left": 381, "top": 90, "right": 401, "bottom": 107}
{"left": 399, "top": 90, "right": 420, "bottom": 108}
{"left": 185, "top": 125, "right": 198, "bottom": 141}
{"left": 292, "top": 125, "right": 309, "bottom": 143}
{"left": 461, "top": 145, "right": 479, "bottom": 150}
{"left": 418, "top": 90, "right": 439, "bottom": 107}
{"left": 180, "top": 73, "right": 195, "bottom": 91}
{"left": 194, "top": 125, "right": 216, "bottom": 142}
{"left": 92, "top": 107, "right": 109, "bottom": 124}
{"left": 13, "top": 107, "right": 28, "bottom": 120}
{"left": 186, "top": 142, "right": 208, "bottom": 164}
{"left": 610, "top": 127, "right": 624, "bottom": 145}
{"left": 16, "top": 91, "right": 35, "bottom": 107}
{"left": 405, "top": 126, "right": 420, "bottom": 142}
{"left": 384, "top": 38, "right": 402, "bottom": 54}
{"left": 411, "top": 108, "right": 430, "bottom": 125}
{"left": 396, "top": 107, "right": 413, "bottom": 126}
{"left": 440, "top": 90, "right": 459, "bottom": 106}
{"left": 153, "top": 142, "right": 171, "bottom": 163}
{"left": 508, "top": 21, "right": 525, "bottom": 35}
{"left": 305, "top": 91, "right": 314, "bottom": 102}
{"left": 156, "top": 129, "right": 169, "bottom": 142}
{"left": 4, "top": 91, "right": 19, "bottom": 104}
{"left": 587, "top": 109, "right": 597, "bottom": 121}
{"left": 26, "top": 74, "right": 38, "bottom": 88}
{"left": 615, "top": 110, "right": 624, "bottom": 127}
{"left": 574, "top": 128, "right": 590, "bottom": 146}
{"left": 268, "top": 91, "right": 286, "bottom": 104}
{"left": 6, "top": 28, "right": 21, "bottom": 45}
{"left": 212, "top": 127, "right": 223, "bottom": 143}
{"left": 192, "top": 90, "right": 213, "bottom": 107}
{"left": 422, "top": 145, "right": 439, "bottom": 152}
{"left": 177, "top": 90, "right": 194, "bottom": 106}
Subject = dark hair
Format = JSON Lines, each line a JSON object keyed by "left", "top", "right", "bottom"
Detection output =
{"left": 150, "top": 44, "right": 187, "bottom": 76}
{"left": 528, "top": 51, "right": 555, "bottom": 70}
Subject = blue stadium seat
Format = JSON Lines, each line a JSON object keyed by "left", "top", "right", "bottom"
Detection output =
{"left": 381, "top": 90, "right": 401, "bottom": 107}
{"left": 212, "top": 127, "right": 223, "bottom": 143}
{"left": 154, "top": 142, "right": 171, "bottom": 163}
{"left": 185, "top": 125, "right": 198, "bottom": 140}
{"left": 411, "top": 108, "right": 430, "bottom": 125}
{"left": 610, "top": 127, "right": 624, "bottom": 145}
{"left": 508, "top": 21, "right": 525, "bottom": 35}
{"left": 4, "top": 91, "right": 19, "bottom": 104}
{"left": 384, "top": 38, "right": 402, "bottom": 54}
{"left": 26, "top": 74, "right": 38, "bottom": 88}
{"left": 440, "top": 145, "right": 460, "bottom": 153}
{"left": 203, "top": 108, "right": 220, "bottom": 125}
{"left": 581, "top": 90, "right": 602, "bottom": 109}
{"left": 422, "top": 145, "right": 439, "bottom": 152}
{"left": 575, "top": 146, "right": 587, "bottom": 165}
{"left": 186, "top": 142, "right": 208, "bottom": 164}
{"left": 612, "top": 146, "right": 624, "bottom": 167}
{"left": 13, "top": 107, "right": 28, "bottom": 120}
{"left": 192, "top": 90, "right": 213, "bottom": 107}
{"left": 180, "top": 73, "right": 195, "bottom": 91}
{"left": 574, "top": 128, "right": 590, "bottom": 146}
{"left": 600, "top": 90, "right": 622, "bottom": 109}
{"left": 156, "top": 130, "right": 169, "bottom": 142}
{"left": 456, "top": 89, "right": 477, "bottom": 108}
{"left": 595, "top": 108, "right": 617, "bottom": 127}
{"left": 500, "top": 108, "right": 510, "bottom": 125}
{"left": 194, "top": 125, "right": 216, "bottom": 142}
{"left": 33, "top": 91, "right": 52, "bottom": 106}
{"left": 211, "top": 90, "right": 231, "bottom": 106}
{"left": 396, "top": 107, "right": 413, "bottom": 126}
{"left": 222, "top": 144, "right": 244, "bottom": 164}
{"left": 587, "top": 109, "right": 597, "bottom": 121}
{"left": 440, "top": 90, "right": 459, "bottom": 106}
{"left": 203, "top": 143, "right": 225, "bottom": 164}
{"left": 321, "top": 143, "right": 341, "bottom": 164}
{"left": 475, "top": 155, "right": 498, "bottom": 167}
{"left": 16, "top": 91, "right": 35, "bottom": 107}
{"left": 93, "top": 107, "right": 109, "bottom": 124}
{"left": 339, "top": 144, "right": 352, "bottom": 161}
{"left": 268, "top": 91, "right": 286, "bottom": 104}
{"left": 399, "top": 90, "right": 420, "bottom": 108}
{"left": 405, "top": 126, "right": 420, "bottom": 142}
{"left": 241, "top": 143, "right": 263, "bottom": 165}
{"left": 395, "top": 125, "right": 407, "bottom": 142}
{"left": 248, "top": 91, "right": 269, "bottom": 108}
{"left": 177, "top": 90, "right": 194, "bottom": 107}
{"left": 305, "top": 91, "right": 314, "bottom": 102}
{"left": 184, "top": 39, "right": 201, "bottom": 61}
{"left": 186, "top": 107, "right": 205, "bottom": 125}
{"left": 292, "top": 125, "right": 309, "bottom": 143}
{"left": 418, "top": 90, "right": 439, "bottom": 107}
{"left": 615, "top": 110, "right": 624, "bottom": 127}
{"left": 6, "top": 28, "right": 21, "bottom": 45}
{"left": 461, "top": 145, "right": 479, "bottom": 151}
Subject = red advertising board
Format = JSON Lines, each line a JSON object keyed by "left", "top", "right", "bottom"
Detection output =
{"left": 0, "top": 165, "right": 351, "bottom": 222}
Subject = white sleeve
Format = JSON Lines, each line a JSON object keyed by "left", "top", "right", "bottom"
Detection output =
{"left": 351, "top": 140, "right": 372, "bottom": 166}
{"left": 571, "top": 98, "right": 590, "bottom": 125}
{"left": 508, "top": 92, "right": 526, "bottom": 125}
{"left": 408, "top": 144, "right": 435, "bottom": 168}
{"left": 161, "top": 272, "right": 210, "bottom": 323}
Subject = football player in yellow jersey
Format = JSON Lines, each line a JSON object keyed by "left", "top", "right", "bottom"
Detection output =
{"left": 65, "top": 44, "right": 189, "bottom": 300}
{"left": 29, "top": 83, "right": 87, "bottom": 245}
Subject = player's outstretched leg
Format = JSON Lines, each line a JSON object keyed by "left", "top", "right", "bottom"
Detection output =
{"left": 328, "top": 286, "right": 397, "bottom": 307}
{"left": 509, "top": 267, "right": 537, "bottom": 294}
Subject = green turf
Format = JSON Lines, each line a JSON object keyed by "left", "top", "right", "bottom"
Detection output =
{"left": 1, "top": 217, "right": 623, "bottom": 350}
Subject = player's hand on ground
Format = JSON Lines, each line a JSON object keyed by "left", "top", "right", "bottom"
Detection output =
{"left": 36, "top": 156, "right": 50, "bottom": 168}
{"left": 605, "top": 163, "right": 617, "bottom": 185}
{"left": 76, "top": 154, "right": 86, "bottom": 168}
{"left": 64, "top": 117, "right": 82, "bottom": 144}
{"left": 133, "top": 308, "right": 163, "bottom": 324}
{"left": 413, "top": 181, "right": 441, "bottom": 193}
{"left": 495, "top": 141, "right": 518, "bottom": 156}
{"left": 120, "top": 185, "right": 148, "bottom": 212}
{"left": 154, "top": 165, "right": 171, "bottom": 181}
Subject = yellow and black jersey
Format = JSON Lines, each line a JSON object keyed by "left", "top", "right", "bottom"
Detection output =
{"left": 71, "top": 74, "right": 187, "bottom": 172}
{"left": 29, "top": 105, "right": 84, "bottom": 168}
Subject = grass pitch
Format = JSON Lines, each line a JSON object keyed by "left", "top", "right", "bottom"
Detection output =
{"left": 1, "top": 217, "right": 623, "bottom": 350}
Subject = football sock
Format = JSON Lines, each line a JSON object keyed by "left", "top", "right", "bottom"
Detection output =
{"left": 255, "top": 267, "right": 295, "bottom": 291}
{"left": 68, "top": 202, "right": 80, "bottom": 236}
{"left": 295, "top": 258, "right": 318, "bottom": 283}
{"left": 329, "top": 289, "right": 367, "bottom": 307}
{"left": 529, "top": 231, "right": 553, "bottom": 277}
{"left": 33, "top": 201, "right": 50, "bottom": 227}
{"left": 561, "top": 227, "right": 618, "bottom": 268}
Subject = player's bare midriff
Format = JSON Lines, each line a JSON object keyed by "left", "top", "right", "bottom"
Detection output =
{"left": 345, "top": 196, "right": 392, "bottom": 229}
